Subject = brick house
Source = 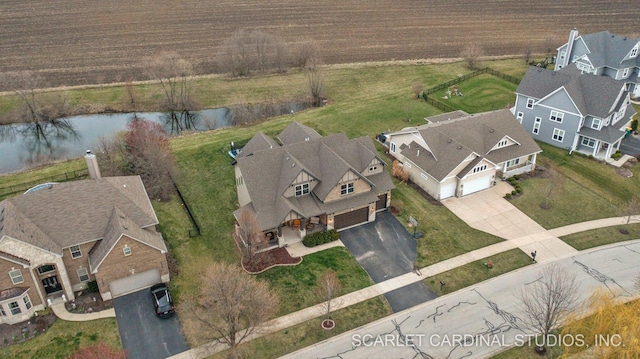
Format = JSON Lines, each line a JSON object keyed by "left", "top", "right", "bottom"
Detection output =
{"left": 0, "top": 174, "right": 169, "bottom": 324}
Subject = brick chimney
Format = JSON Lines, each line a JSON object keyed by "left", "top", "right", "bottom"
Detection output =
{"left": 84, "top": 150, "right": 101, "bottom": 179}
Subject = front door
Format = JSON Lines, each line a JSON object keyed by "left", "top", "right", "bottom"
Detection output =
{"left": 42, "top": 276, "right": 62, "bottom": 294}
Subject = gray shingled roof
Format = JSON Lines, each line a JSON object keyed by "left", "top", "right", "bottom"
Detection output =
{"left": 517, "top": 66, "right": 626, "bottom": 118}
{"left": 89, "top": 207, "right": 166, "bottom": 273}
{"left": 236, "top": 129, "right": 394, "bottom": 231}
{"left": 401, "top": 110, "right": 541, "bottom": 181}
{"left": 577, "top": 103, "right": 635, "bottom": 143}
{"left": 235, "top": 131, "right": 280, "bottom": 159}
{"left": 277, "top": 121, "right": 322, "bottom": 145}
{"left": 0, "top": 287, "right": 28, "bottom": 301}
{"left": 578, "top": 31, "right": 640, "bottom": 69}
{"left": 0, "top": 176, "right": 158, "bottom": 255}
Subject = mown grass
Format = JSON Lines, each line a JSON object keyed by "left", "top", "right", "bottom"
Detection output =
{"left": 509, "top": 142, "right": 640, "bottom": 228}
{"left": 560, "top": 223, "right": 640, "bottom": 250}
{"left": 0, "top": 318, "right": 121, "bottom": 359}
{"left": 209, "top": 296, "right": 392, "bottom": 359}
{"left": 423, "top": 249, "right": 533, "bottom": 294}
{"left": 434, "top": 74, "right": 518, "bottom": 113}
{"left": 0, "top": 158, "right": 86, "bottom": 200}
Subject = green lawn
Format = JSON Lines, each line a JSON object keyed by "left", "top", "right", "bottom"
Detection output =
{"left": 561, "top": 223, "right": 640, "bottom": 250}
{"left": 0, "top": 318, "right": 121, "bottom": 359}
{"left": 509, "top": 142, "right": 640, "bottom": 228}
{"left": 210, "top": 296, "right": 392, "bottom": 359}
{"left": 423, "top": 249, "right": 533, "bottom": 294}
{"left": 434, "top": 74, "right": 518, "bottom": 113}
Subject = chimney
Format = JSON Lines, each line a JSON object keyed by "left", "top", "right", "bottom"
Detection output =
{"left": 84, "top": 150, "right": 101, "bottom": 179}
{"left": 562, "top": 28, "right": 579, "bottom": 68}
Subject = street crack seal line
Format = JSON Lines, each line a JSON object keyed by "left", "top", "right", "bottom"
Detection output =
{"left": 447, "top": 301, "right": 477, "bottom": 313}
{"left": 524, "top": 276, "right": 543, "bottom": 286}
{"left": 573, "top": 259, "right": 632, "bottom": 297}
{"left": 472, "top": 289, "right": 524, "bottom": 332}
{"left": 390, "top": 317, "right": 434, "bottom": 359}
{"left": 623, "top": 245, "right": 640, "bottom": 255}
{"left": 426, "top": 304, "right": 446, "bottom": 323}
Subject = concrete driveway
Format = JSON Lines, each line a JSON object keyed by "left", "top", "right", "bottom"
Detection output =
{"left": 340, "top": 211, "right": 438, "bottom": 312}
{"left": 442, "top": 181, "right": 577, "bottom": 261}
{"left": 113, "top": 289, "right": 189, "bottom": 359}
{"left": 620, "top": 134, "right": 640, "bottom": 157}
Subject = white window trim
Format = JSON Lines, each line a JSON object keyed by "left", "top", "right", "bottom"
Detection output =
{"left": 406, "top": 162, "right": 412, "bottom": 168}
{"left": 516, "top": 112, "right": 523, "bottom": 123}
{"left": 622, "top": 68, "right": 630, "bottom": 78}
{"left": 550, "top": 110, "right": 564, "bottom": 123}
{"left": 340, "top": 182, "right": 354, "bottom": 196}
{"left": 390, "top": 142, "right": 397, "bottom": 153}
{"left": 506, "top": 158, "right": 520, "bottom": 168}
{"left": 631, "top": 47, "right": 638, "bottom": 58}
{"left": 70, "top": 245, "right": 82, "bottom": 259}
{"left": 8, "top": 301, "right": 21, "bottom": 316}
{"left": 295, "top": 183, "right": 309, "bottom": 197}
{"left": 581, "top": 137, "right": 596, "bottom": 148}
{"left": 77, "top": 267, "right": 90, "bottom": 282}
{"left": 420, "top": 173, "right": 428, "bottom": 180}
{"left": 552, "top": 128, "right": 565, "bottom": 142}
{"left": 123, "top": 245, "right": 132, "bottom": 256}
{"left": 526, "top": 98, "right": 535, "bottom": 109}
{"left": 472, "top": 164, "right": 488, "bottom": 174}
{"left": 533, "top": 117, "right": 542, "bottom": 134}
{"left": 9, "top": 269, "right": 24, "bottom": 285}
{"left": 591, "top": 118, "right": 602, "bottom": 130}
{"left": 23, "top": 295, "right": 31, "bottom": 310}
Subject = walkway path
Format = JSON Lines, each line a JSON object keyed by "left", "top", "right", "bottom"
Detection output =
{"left": 50, "top": 302, "right": 115, "bottom": 321}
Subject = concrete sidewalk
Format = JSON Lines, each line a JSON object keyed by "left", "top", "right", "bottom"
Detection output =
{"left": 51, "top": 302, "right": 115, "bottom": 321}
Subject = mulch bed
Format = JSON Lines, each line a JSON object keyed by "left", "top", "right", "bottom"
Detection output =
{"left": 242, "top": 247, "right": 302, "bottom": 274}
{"left": 65, "top": 291, "right": 113, "bottom": 314}
{"left": 0, "top": 311, "right": 56, "bottom": 348}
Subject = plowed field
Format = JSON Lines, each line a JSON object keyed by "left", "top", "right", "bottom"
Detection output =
{"left": 1, "top": 0, "right": 638, "bottom": 90}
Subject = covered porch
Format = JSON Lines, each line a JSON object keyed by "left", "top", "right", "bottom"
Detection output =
{"left": 265, "top": 216, "right": 329, "bottom": 248}
{"left": 498, "top": 153, "right": 538, "bottom": 179}
{"left": 571, "top": 135, "right": 622, "bottom": 160}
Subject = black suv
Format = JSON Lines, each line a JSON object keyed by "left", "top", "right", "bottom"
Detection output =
{"left": 150, "top": 283, "right": 175, "bottom": 318}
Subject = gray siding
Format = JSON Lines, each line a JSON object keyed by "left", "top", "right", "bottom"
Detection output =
{"left": 516, "top": 94, "right": 580, "bottom": 149}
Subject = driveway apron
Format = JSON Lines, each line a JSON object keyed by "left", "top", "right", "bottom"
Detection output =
{"left": 113, "top": 289, "right": 189, "bottom": 359}
{"left": 340, "top": 211, "right": 438, "bottom": 312}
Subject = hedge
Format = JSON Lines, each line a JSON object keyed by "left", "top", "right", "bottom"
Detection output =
{"left": 302, "top": 229, "right": 340, "bottom": 247}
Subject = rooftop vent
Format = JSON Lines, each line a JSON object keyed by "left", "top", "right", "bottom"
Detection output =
{"left": 458, "top": 146, "right": 463, "bottom": 150}
{"left": 489, "top": 129, "right": 494, "bottom": 133}
{"left": 447, "top": 139, "right": 452, "bottom": 143}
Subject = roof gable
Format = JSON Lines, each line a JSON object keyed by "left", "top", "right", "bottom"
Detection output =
{"left": 277, "top": 121, "right": 322, "bottom": 145}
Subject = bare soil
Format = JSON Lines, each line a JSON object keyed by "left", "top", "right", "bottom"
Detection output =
{"left": 1, "top": 0, "right": 639, "bottom": 91}
{"left": 242, "top": 247, "right": 302, "bottom": 274}
{"left": 0, "top": 312, "right": 56, "bottom": 348}
{"left": 65, "top": 291, "right": 113, "bottom": 314}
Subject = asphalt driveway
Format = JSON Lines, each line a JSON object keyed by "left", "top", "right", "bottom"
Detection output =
{"left": 340, "top": 211, "right": 437, "bottom": 312}
{"left": 620, "top": 134, "right": 640, "bottom": 157}
{"left": 113, "top": 289, "right": 189, "bottom": 359}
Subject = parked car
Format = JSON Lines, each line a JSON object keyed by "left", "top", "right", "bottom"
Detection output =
{"left": 150, "top": 283, "right": 175, "bottom": 318}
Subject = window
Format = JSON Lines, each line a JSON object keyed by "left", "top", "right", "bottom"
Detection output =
{"left": 631, "top": 47, "right": 638, "bottom": 58}
{"left": 559, "top": 51, "right": 566, "bottom": 61}
{"left": 9, "top": 269, "right": 23, "bottom": 285}
{"left": 295, "top": 183, "right": 309, "bottom": 197}
{"left": 340, "top": 183, "right": 354, "bottom": 196}
{"left": 622, "top": 68, "right": 630, "bottom": 78}
{"left": 516, "top": 112, "right": 523, "bottom": 124}
{"left": 406, "top": 162, "right": 412, "bottom": 169}
{"left": 532, "top": 117, "right": 542, "bottom": 134}
{"left": 369, "top": 166, "right": 378, "bottom": 172}
{"left": 77, "top": 268, "right": 90, "bottom": 282}
{"left": 420, "top": 173, "right": 428, "bottom": 180}
{"left": 123, "top": 245, "right": 132, "bottom": 256}
{"left": 581, "top": 137, "right": 596, "bottom": 148}
{"left": 497, "top": 139, "right": 508, "bottom": 148}
{"left": 472, "top": 164, "right": 487, "bottom": 174}
{"left": 0, "top": 306, "right": 5, "bottom": 316}
{"left": 37, "top": 265, "right": 55, "bottom": 275}
{"left": 526, "top": 98, "right": 535, "bottom": 109}
{"left": 591, "top": 118, "right": 601, "bottom": 130}
{"left": 70, "top": 245, "right": 82, "bottom": 259}
{"left": 23, "top": 295, "right": 31, "bottom": 310}
{"left": 390, "top": 142, "right": 397, "bottom": 153}
{"left": 506, "top": 158, "right": 520, "bottom": 168}
{"left": 550, "top": 111, "right": 564, "bottom": 123}
{"left": 552, "top": 128, "right": 565, "bottom": 142}
{"left": 8, "top": 302, "right": 20, "bottom": 315}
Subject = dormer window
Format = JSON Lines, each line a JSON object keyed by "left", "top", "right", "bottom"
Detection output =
{"left": 631, "top": 46, "right": 638, "bottom": 58}
{"left": 622, "top": 68, "right": 630, "bottom": 78}
{"left": 497, "top": 139, "right": 508, "bottom": 148}
{"left": 591, "top": 118, "right": 602, "bottom": 130}
{"left": 340, "top": 183, "right": 354, "bottom": 196}
{"left": 295, "top": 183, "right": 309, "bottom": 197}
{"left": 472, "top": 164, "right": 487, "bottom": 174}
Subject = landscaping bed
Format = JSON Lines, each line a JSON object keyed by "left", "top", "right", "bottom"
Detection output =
{"left": 65, "top": 291, "right": 113, "bottom": 314}
{"left": 242, "top": 247, "right": 302, "bottom": 274}
{"left": 0, "top": 311, "right": 56, "bottom": 349}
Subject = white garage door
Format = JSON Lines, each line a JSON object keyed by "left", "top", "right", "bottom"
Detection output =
{"left": 109, "top": 269, "right": 161, "bottom": 298}
{"left": 462, "top": 175, "right": 492, "bottom": 196}
{"left": 440, "top": 183, "right": 456, "bottom": 199}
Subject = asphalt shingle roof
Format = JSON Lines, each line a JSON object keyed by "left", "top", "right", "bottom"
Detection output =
{"left": 577, "top": 31, "right": 640, "bottom": 69}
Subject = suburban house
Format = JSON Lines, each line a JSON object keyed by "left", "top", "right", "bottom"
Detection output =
{"left": 233, "top": 121, "right": 395, "bottom": 247}
{"left": 555, "top": 28, "right": 640, "bottom": 98}
{"left": 382, "top": 109, "right": 541, "bottom": 200}
{"left": 514, "top": 66, "right": 636, "bottom": 158}
{"left": 0, "top": 154, "right": 169, "bottom": 324}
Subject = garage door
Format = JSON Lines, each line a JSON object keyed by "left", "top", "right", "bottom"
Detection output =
{"left": 334, "top": 207, "right": 369, "bottom": 230}
{"left": 440, "top": 183, "right": 456, "bottom": 199}
{"left": 461, "top": 175, "right": 492, "bottom": 196}
{"left": 375, "top": 194, "right": 387, "bottom": 211}
{"left": 109, "top": 269, "right": 161, "bottom": 298}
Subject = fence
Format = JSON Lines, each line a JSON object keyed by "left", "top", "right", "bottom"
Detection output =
{"left": 171, "top": 179, "right": 201, "bottom": 237}
{"left": 422, "top": 67, "right": 520, "bottom": 113}
{"left": 0, "top": 169, "right": 89, "bottom": 199}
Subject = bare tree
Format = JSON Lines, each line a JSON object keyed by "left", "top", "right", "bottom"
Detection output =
{"left": 306, "top": 57, "right": 324, "bottom": 107}
{"left": 236, "top": 207, "right": 270, "bottom": 269}
{"left": 182, "top": 263, "right": 278, "bottom": 359}
{"left": 519, "top": 263, "right": 580, "bottom": 350}
{"left": 124, "top": 118, "right": 177, "bottom": 201}
{"left": 146, "top": 52, "right": 199, "bottom": 134}
{"left": 316, "top": 270, "right": 342, "bottom": 326}
{"left": 460, "top": 44, "right": 484, "bottom": 70}
{"left": 620, "top": 197, "right": 640, "bottom": 225}
{"left": 221, "top": 29, "right": 289, "bottom": 77}
{"left": 392, "top": 160, "right": 409, "bottom": 183}
{"left": 295, "top": 41, "right": 319, "bottom": 69}
{"left": 523, "top": 46, "right": 533, "bottom": 64}
{"left": 411, "top": 82, "right": 423, "bottom": 99}
{"left": 541, "top": 161, "right": 564, "bottom": 209}
{"left": 96, "top": 132, "right": 128, "bottom": 176}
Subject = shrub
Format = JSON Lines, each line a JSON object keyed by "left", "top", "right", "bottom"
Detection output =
{"left": 631, "top": 118, "right": 638, "bottom": 131}
{"left": 505, "top": 193, "right": 512, "bottom": 199}
{"left": 513, "top": 174, "right": 520, "bottom": 180}
{"left": 302, "top": 229, "right": 340, "bottom": 247}
{"left": 588, "top": 154, "right": 594, "bottom": 159}
{"left": 516, "top": 187, "right": 522, "bottom": 193}
{"left": 87, "top": 280, "right": 99, "bottom": 293}
{"left": 511, "top": 190, "right": 517, "bottom": 196}
{"left": 611, "top": 150, "right": 623, "bottom": 160}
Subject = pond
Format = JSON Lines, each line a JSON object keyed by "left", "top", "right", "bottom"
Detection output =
{"left": 0, "top": 102, "right": 306, "bottom": 175}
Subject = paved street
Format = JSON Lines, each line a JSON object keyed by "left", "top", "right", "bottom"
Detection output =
{"left": 281, "top": 242, "right": 640, "bottom": 359}
{"left": 340, "top": 211, "right": 437, "bottom": 312}
{"left": 114, "top": 289, "right": 189, "bottom": 359}
{"left": 620, "top": 134, "right": 640, "bottom": 157}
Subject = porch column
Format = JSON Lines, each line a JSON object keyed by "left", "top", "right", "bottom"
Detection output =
{"left": 503, "top": 161, "right": 508, "bottom": 173}
{"left": 530, "top": 152, "right": 537, "bottom": 170}
{"left": 570, "top": 135, "right": 580, "bottom": 153}
{"left": 615, "top": 139, "right": 622, "bottom": 151}
{"left": 605, "top": 142, "right": 613, "bottom": 158}
{"left": 592, "top": 141, "right": 598, "bottom": 157}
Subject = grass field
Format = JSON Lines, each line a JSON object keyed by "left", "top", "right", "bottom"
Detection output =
{"left": 0, "top": 319, "right": 121, "bottom": 359}
{"left": 1, "top": 0, "right": 639, "bottom": 91}
{"left": 561, "top": 224, "right": 640, "bottom": 250}
{"left": 434, "top": 74, "right": 518, "bottom": 113}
